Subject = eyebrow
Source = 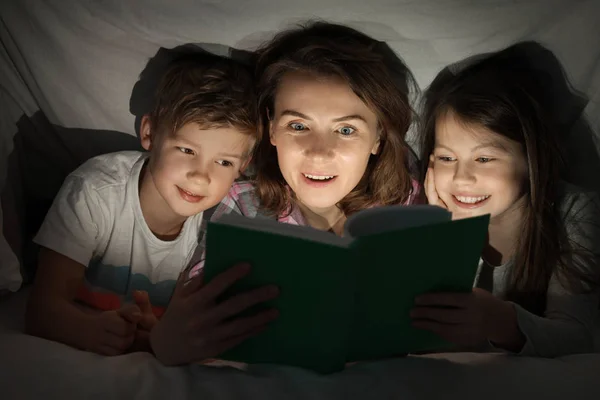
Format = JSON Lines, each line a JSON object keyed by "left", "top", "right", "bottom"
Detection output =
{"left": 218, "top": 152, "right": 243, "bottom": 159}
{"left": 435, "top": 142, "right": 509, "bottom": 153}
{"left": 175, "top": 137, "right": 244, "bottom": 159}
{"left": 279, "top": 109, "right": 368, "bottom": 123}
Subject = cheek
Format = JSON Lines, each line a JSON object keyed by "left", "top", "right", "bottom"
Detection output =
{"left": 433, "top": 166, "right": 453, "bottom": 190}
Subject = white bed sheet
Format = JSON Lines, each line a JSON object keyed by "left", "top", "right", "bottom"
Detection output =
{"left": 1, "top": 287, "right": 600, "bottom": 400}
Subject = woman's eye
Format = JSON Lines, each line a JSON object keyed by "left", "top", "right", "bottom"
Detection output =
{"left": 436, "top": 156, "right": 455, "bottom": 162}
{"left": 178, "top": 147, "right": 195, "bottom": 155}
{"left": 476, "top": 157, "right": 493, "bottom": 163}
{"left": 289, "top": 122, "right": 306, "bottom": 131}
{"left": 217, "top": 160, "right": 234, "bottom": 167}
{"left": 338, "top": 126, "right": 355, "bottom": 136}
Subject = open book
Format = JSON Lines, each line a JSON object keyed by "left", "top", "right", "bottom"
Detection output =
{"left": 203, "top": 205, "right": 489, "bottom": 373}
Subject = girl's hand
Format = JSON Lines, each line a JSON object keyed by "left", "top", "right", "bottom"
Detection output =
{"left": 410, "top": 288, "right": 522, "bottom": 350}
{"left": 424, "top": 156, "right": 449, "bottom": 211}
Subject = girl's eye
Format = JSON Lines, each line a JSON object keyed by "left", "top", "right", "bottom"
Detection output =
{"left": 476, "top": 157, "right": 493, "bottom": 163}
{"left": 338, "top": 126, "right": 355, "bottom": 136}
{"left": 217, "top": 160, "right": 234, "bottom": 167}
{"left": 288, "top": 122, "right": 306, "bottom": 131}
{"left": 178, "top": 147, "right": 195, "bottom": 155}
{"left": 436, "top": 156, "right": 455, "bottom": 162}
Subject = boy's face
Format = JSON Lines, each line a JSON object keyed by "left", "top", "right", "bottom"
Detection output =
{"left": 269, "top": 71, "right": 380, "bottom": 213}
{"left": 141, "top": 119, "right": 253, "bottom": 221}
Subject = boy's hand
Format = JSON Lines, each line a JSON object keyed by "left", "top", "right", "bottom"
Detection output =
{"left": 150, "top": 263, "right": 279, "bottom": 366}
{"left": 410, "top": 288, "right": 519, "bottom": 349}
{"left": 127, "top": 290, "right": 159, "bottom": 353}
{"left": 84, "top": 304, "right": 142, "bottom": 356}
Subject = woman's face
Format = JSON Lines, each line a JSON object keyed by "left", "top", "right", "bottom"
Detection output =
{"left": 269, "top": 71, "right": 380, "bottom": 214}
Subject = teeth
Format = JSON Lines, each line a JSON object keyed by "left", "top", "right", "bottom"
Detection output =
{"left": 304, "top": 174, "right": 335, "bottom": 180}
{"left": 455, "top": 195, "right": 490, "bottom": 204}
{"left": 183, "top": 189, "right": 199, "bottom": 197}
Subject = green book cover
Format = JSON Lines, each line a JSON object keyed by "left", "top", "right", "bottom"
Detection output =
{"left": 202, "top": 205, "right": 489, "bottom": 373}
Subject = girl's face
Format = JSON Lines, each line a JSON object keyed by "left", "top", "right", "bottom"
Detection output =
{"left": 432, "top": 110, "right": 529, "bottom": 222}
{"left": 269, "top": 71, "right": 380, "bottom": 213}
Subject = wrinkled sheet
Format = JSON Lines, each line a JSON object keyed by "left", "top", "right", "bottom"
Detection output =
{"left": 1, "top": 287, "right": 600, "bottom": 400}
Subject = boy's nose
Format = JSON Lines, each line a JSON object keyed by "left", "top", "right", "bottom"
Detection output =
{"left": 187, "top": 167, "right": 210, "bottom": 185}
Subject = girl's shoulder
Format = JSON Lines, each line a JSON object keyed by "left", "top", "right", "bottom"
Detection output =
{"left": 556, "top": 182, "right": 600, "bottom": 222}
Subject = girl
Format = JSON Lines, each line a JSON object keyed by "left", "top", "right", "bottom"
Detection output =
{"left": 411, "top": 44, "right": 600, "bottom": 356}
{"left": 196, "top": 21, "right": 421, "bottom": 242}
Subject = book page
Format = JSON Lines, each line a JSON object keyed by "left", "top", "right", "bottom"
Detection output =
{"left": 213, "top": 213, "right": 352, "bottom": 247}
{"left": 344, "top": 205, "right": 451, "bottom": 238}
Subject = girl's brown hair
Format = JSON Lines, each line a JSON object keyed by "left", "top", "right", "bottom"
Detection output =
{"left": 252, "top": 21, "right": 419, "bottom": 217}
{"left": 419, "top": 44, "right": 598, "bottom": 314}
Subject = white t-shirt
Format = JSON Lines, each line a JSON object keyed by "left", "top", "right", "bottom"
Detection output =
{"left": 34, "top": 151, "right": 204, "bottom": 312}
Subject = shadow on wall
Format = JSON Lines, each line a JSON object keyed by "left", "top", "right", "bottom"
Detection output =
{"left": 1, "top": 42, "right": 251, "bottom": 281}
{"left": 439, "top": 41, "right": 600, "bottom": 193}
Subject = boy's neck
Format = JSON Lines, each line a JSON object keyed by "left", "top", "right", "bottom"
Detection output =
{"left": 138, "top": 163, "right": 187, "bottom": 241}
{"left": 296, "top": 201, "right": 346, "bottom": 236}
{"left": 484, "top": 196, "right": 527, "bottom": 265}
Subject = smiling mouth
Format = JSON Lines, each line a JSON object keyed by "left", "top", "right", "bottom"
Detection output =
{"left": 302, "top": 173, "right": 337, "bottom": 181}
{"left": 453, "top": 195, "right": 490, "bottom": 204}
{"left": 177, "top": 186, "right": 204, "bottom": 203}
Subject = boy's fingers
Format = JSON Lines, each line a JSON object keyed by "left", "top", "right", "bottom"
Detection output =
{"left": 97, "top": 344, "right": 122, "bottom": 357}
{"left": 193, "top": 263, "right": 252, "bottom": 305}
{"left": 101, "top": 331, "right": 133, "bottom": 351}
{"left": 133, "top": 291, "right": 153, "bottom": 313}
{"left": 117, "top": 304, "right": 143, "bottom": 324}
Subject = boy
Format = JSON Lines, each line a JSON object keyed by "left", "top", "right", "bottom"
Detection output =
{"left": 25, "top": 53, "right": 277, "bottom": 356}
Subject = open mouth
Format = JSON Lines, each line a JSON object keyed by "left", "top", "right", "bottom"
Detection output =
{"left": 452, "top": 194, "right": 490, "bottom": 208}
{"left": 177, "top": 186, "right": 204, "bottom": 203}
{"left": 303, "top": 173, "right": 336, "bottom": 182}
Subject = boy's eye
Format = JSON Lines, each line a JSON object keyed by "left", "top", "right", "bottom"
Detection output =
{"left": 288, "top": 122, "right": 307, "bottom": 131}
{"left": 178, "top": 147, "right": 195, "bottom": 155}
{"left": 436, "top": 156, "right": 455, "bottom": 162}
{"left": 217, "top": 160, "right": 234, "bottom": 167}
{"left": 476, "top": 157, "right": 493, "bottom": 163}
{"left": 337, "top": 126, "right": 355, "bottom": 136}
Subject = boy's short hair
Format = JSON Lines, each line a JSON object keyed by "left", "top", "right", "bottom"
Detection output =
{"left": 149, "top": 53, "right": 257, "bottom": 139}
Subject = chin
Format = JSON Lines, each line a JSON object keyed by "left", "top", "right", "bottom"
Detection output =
{"left": 297, "top": 196, "right": 341, "bottom": 211}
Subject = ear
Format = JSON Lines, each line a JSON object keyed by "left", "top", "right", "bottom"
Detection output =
{"left": 239, "top": 157, "right": 252, "bottom": 174}
{"left": 140, "top": 115, "right": 153, "bottom": 151}
{"left": 269, "top": 120, "right": 277, "bottom": 147}
{"left": 371, "top": 137, "right": 381, "bottom": 155}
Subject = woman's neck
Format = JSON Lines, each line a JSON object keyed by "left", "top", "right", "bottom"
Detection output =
{"left": 138, "top": 163, "right": 186, "bottom": 241}
{"left": 296, "top": 201, "right": 346, "bottom": 236}
{"left": 483, "top": 196, "right": 527, "bottom": 266}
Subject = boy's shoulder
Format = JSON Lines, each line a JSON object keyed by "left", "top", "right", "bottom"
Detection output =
{"left": 69, "top": 151, "right": 147, "bottom": 191}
